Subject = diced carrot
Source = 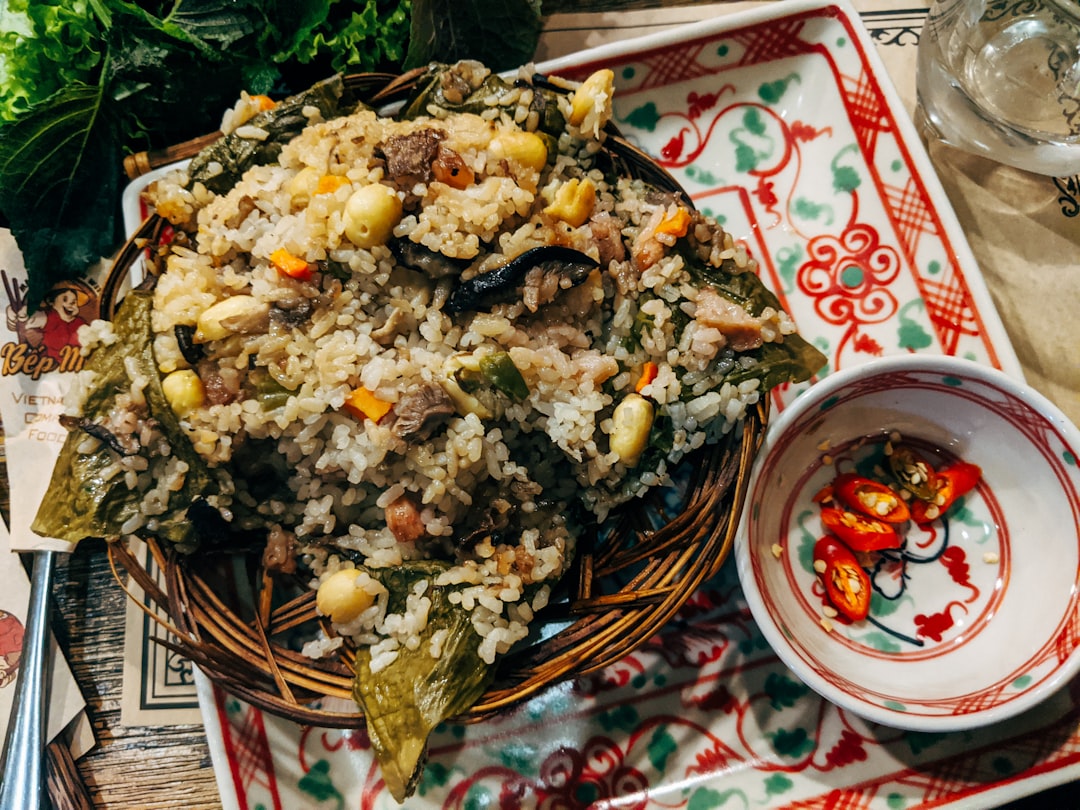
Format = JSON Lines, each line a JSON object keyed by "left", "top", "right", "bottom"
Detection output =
{"left": 316, "top": 174, "right": 349, "bottom": 195}
{"left": 655, "top": 207, "right": 692, "bottom": 238}
{"left": 344, "top": 387, "right": 393, "bottom": 423}
{"left": 635, "top": 361, "right": 659, "bottom": 393}
{"left": 270, "top": 248, "right": 313, "bottom": 281}
{"left": 251, "top": 94, "right": 277, "bottom": 111}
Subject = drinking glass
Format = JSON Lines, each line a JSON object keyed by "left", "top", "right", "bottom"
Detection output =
{"left": 916, "top": 0, "right": 1080, "bottom": 176}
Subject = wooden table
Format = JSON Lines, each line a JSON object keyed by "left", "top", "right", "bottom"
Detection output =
{"left": 39, "top": 1, "right": 1080, "bottom": 807}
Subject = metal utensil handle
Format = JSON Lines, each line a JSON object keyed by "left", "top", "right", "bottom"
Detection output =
{"left": 0, "top": 550, "right": 56, "bottom": 810}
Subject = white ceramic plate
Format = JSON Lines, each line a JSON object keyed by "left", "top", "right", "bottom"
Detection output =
{"left": 124, "top": 0, "right": 1080, "bottom": 806}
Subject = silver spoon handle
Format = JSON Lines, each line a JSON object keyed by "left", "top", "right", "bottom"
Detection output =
{"left": 0, "top": 550, "right": 56, "bottom": 810}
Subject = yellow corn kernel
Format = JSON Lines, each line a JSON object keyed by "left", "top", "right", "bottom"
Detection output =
{"left": 609, "top": 392, "right": 654, "bottom": 467}
{"left": 316, "top": 568, "right": 377, "bottom": 624}
{"left": 569, "top": 69, "right": 615, "bottom": 128}
{"left": 489, "top": 129, "right": 549, "bottom": 174}
{"left": 195, "top": 295, "right": 270, "bottom": 342}
{"left": 344, "top": 183, "right": 403, "bottom": 249}
{"left": 161, "top": 369, "right": 205, "bottom": 417}
{"left": 543, "top": 177, "right": 596, "bottom": 227}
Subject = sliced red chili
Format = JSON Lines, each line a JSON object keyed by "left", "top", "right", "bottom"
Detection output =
{"left": 833, "top": 472, "right": 910, "bottom": 524}
{"left": 820, "top": 506, "right": 901, "bottom": 551}
{"left": 814, "top": 536, "right": 871, "bottom": 621}
{"left": 910, "top": 460, "right": 982, "bottom": 524}
{"left": 887, "top": 444, "right": 938, "bottom": 500}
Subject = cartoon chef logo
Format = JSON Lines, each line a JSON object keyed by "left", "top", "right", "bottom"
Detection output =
{"left": 0, "top": 271, "right": 99, "bottom": 377}
{"left": 0, "top": 609, "right": 23, "bottom": 689}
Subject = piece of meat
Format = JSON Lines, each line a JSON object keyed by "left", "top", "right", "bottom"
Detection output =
{"left": 694, "top": 286, "right": 764, "bottom": 351}
{"left": 262, "top": 524, "right": 297, "bottom": 574}
{"left": 379, "top": 129, "right": 444, "bottom": 184}
{"left": 385, "top": 493, "right": 427, "bottom": 544}
{"left": 588, "top": 211, "right": 626, "bottom": 265}
{"left": 391, "top": 383, "right": 455, "bottom": 442}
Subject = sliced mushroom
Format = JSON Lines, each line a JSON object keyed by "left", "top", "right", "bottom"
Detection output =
{"left": 390, "top": 237, "right": 469, "bottom": 279}
{"left": 59, "top": 414, "right": 139, "bottom": 456}
{"left": 445, "top": 245, "right": 599, "bottom": 314}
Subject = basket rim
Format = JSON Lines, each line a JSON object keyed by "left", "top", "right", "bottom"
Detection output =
{"left": 105, "top": 66, "right": 770, "bottom": 728}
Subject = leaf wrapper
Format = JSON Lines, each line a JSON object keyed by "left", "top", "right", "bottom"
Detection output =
{"left": 31, "top": 289, "right": 214, "bottom": 550}
{"left": 186, "top": 74, "right": 353, "bottom": 194}
{"left": 351, "top": 560, "right": 495, "bottom": 801}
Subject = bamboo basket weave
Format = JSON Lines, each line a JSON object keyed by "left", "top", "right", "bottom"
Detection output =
{"left": 103, "top": 69, "right": 769, "bottom": 728}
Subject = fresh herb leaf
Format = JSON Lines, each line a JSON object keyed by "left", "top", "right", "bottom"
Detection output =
{"left": 404, "top": 0, "right": 542, "bottom": 71}
{"left": 0, "top": 81, "right": 118, "bottom": 307}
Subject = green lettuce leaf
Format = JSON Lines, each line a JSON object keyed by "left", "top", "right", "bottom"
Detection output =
{"left": 31, "top": 289, "right": 215, "bottom": 550}
{"left": 351, "top": 560, "right": 495, "bottom": 801}
{"left": 0, "top": 0, "right": 103, "bottom": 123}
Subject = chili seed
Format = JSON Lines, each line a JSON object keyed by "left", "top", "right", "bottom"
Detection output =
{"left": 771, "top": 543, "right": 784, "bottom": 559}
{"left": 813, "top": 559, "right": 827, "bottom": 574}
{"left": 822, "top": 605, "right": 838, "bottom": 618}
{"left": 820, "top": 617, "right": 835, "bottom": 632}
{"left": 983, "top": 551, "right": 1000, "bottom": 564}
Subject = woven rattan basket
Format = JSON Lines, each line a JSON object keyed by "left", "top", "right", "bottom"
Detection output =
{"left": 103, "top": 69, "right": 769, "bottom": 728}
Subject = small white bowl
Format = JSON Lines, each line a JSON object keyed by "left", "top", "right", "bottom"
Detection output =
{"left": 735, "top": 354, "right": 1080, "bottom": 731}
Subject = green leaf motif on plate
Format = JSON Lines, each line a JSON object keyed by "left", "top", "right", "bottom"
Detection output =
{"left": 417, "top": 761, "right": 452, "bottom": 794}
{"left": 1012, "top": 674, "right": 1033, "bottom": 689}
{"left": 732, "top": 107, "right": 773, "bottom": 171}
{"left": 598, "top": 704, "right": 639, "bottom": 732}
{"left": 765, "top": 672, "right": 810, "bottom": 711}
{"left": 649, "top": 726, "right": 678, "bottom": 771}
{"left": 764, "top": 773, "right": 794, "bottom": 795}
{"left": 795, "top": 509, "right": 818, "bottom": 573}
{"left": 687, "top": 786, "right": 745, "bottom": 810}
{"left": 855, "top": 629, "right": 903, "bottom": 652}
{"left": 686, "top": 164, "right": 722, "bottom": 186}
{"left": 869, "top": 590, "right": 910, "bottom": 618}
{"left": 298, "top": 760, "right": 344, "bottom": 809}
{"left": 887, "top": 792, "right": 908, "bottom": 809}
{"left": 1064, "top": 450, "right": 1077, "bottom": 466}
{"left": 499, "top": 742, "right": 539, "bottom": 776}
{"left": 623, "top": 101, "right": 661, "bottom": 132}
{"left": 792, "top": 197, "right": 835, "bottom": 225}
{"left": 769, "top": 726, "right": 814, "bottom": 758}
{"left": 464, "top": 784, "right": 494, "bottom": 810}
{"left": 758, "top": 73, "right": 800, "bottom": 104}
{"left": 898, "top": 299, "right": 933, "bottom": 351}
{"left": 831, "top": 145, "right": 862, "bottom": 193}
{"left": 776, "top": 245, "right": 804, "bottom": 294}
{"left": 905, "top": 730, "right": 947, "bottom": 755}
{"left": 738, "top": 632, "right": 771, "bottom": 656}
